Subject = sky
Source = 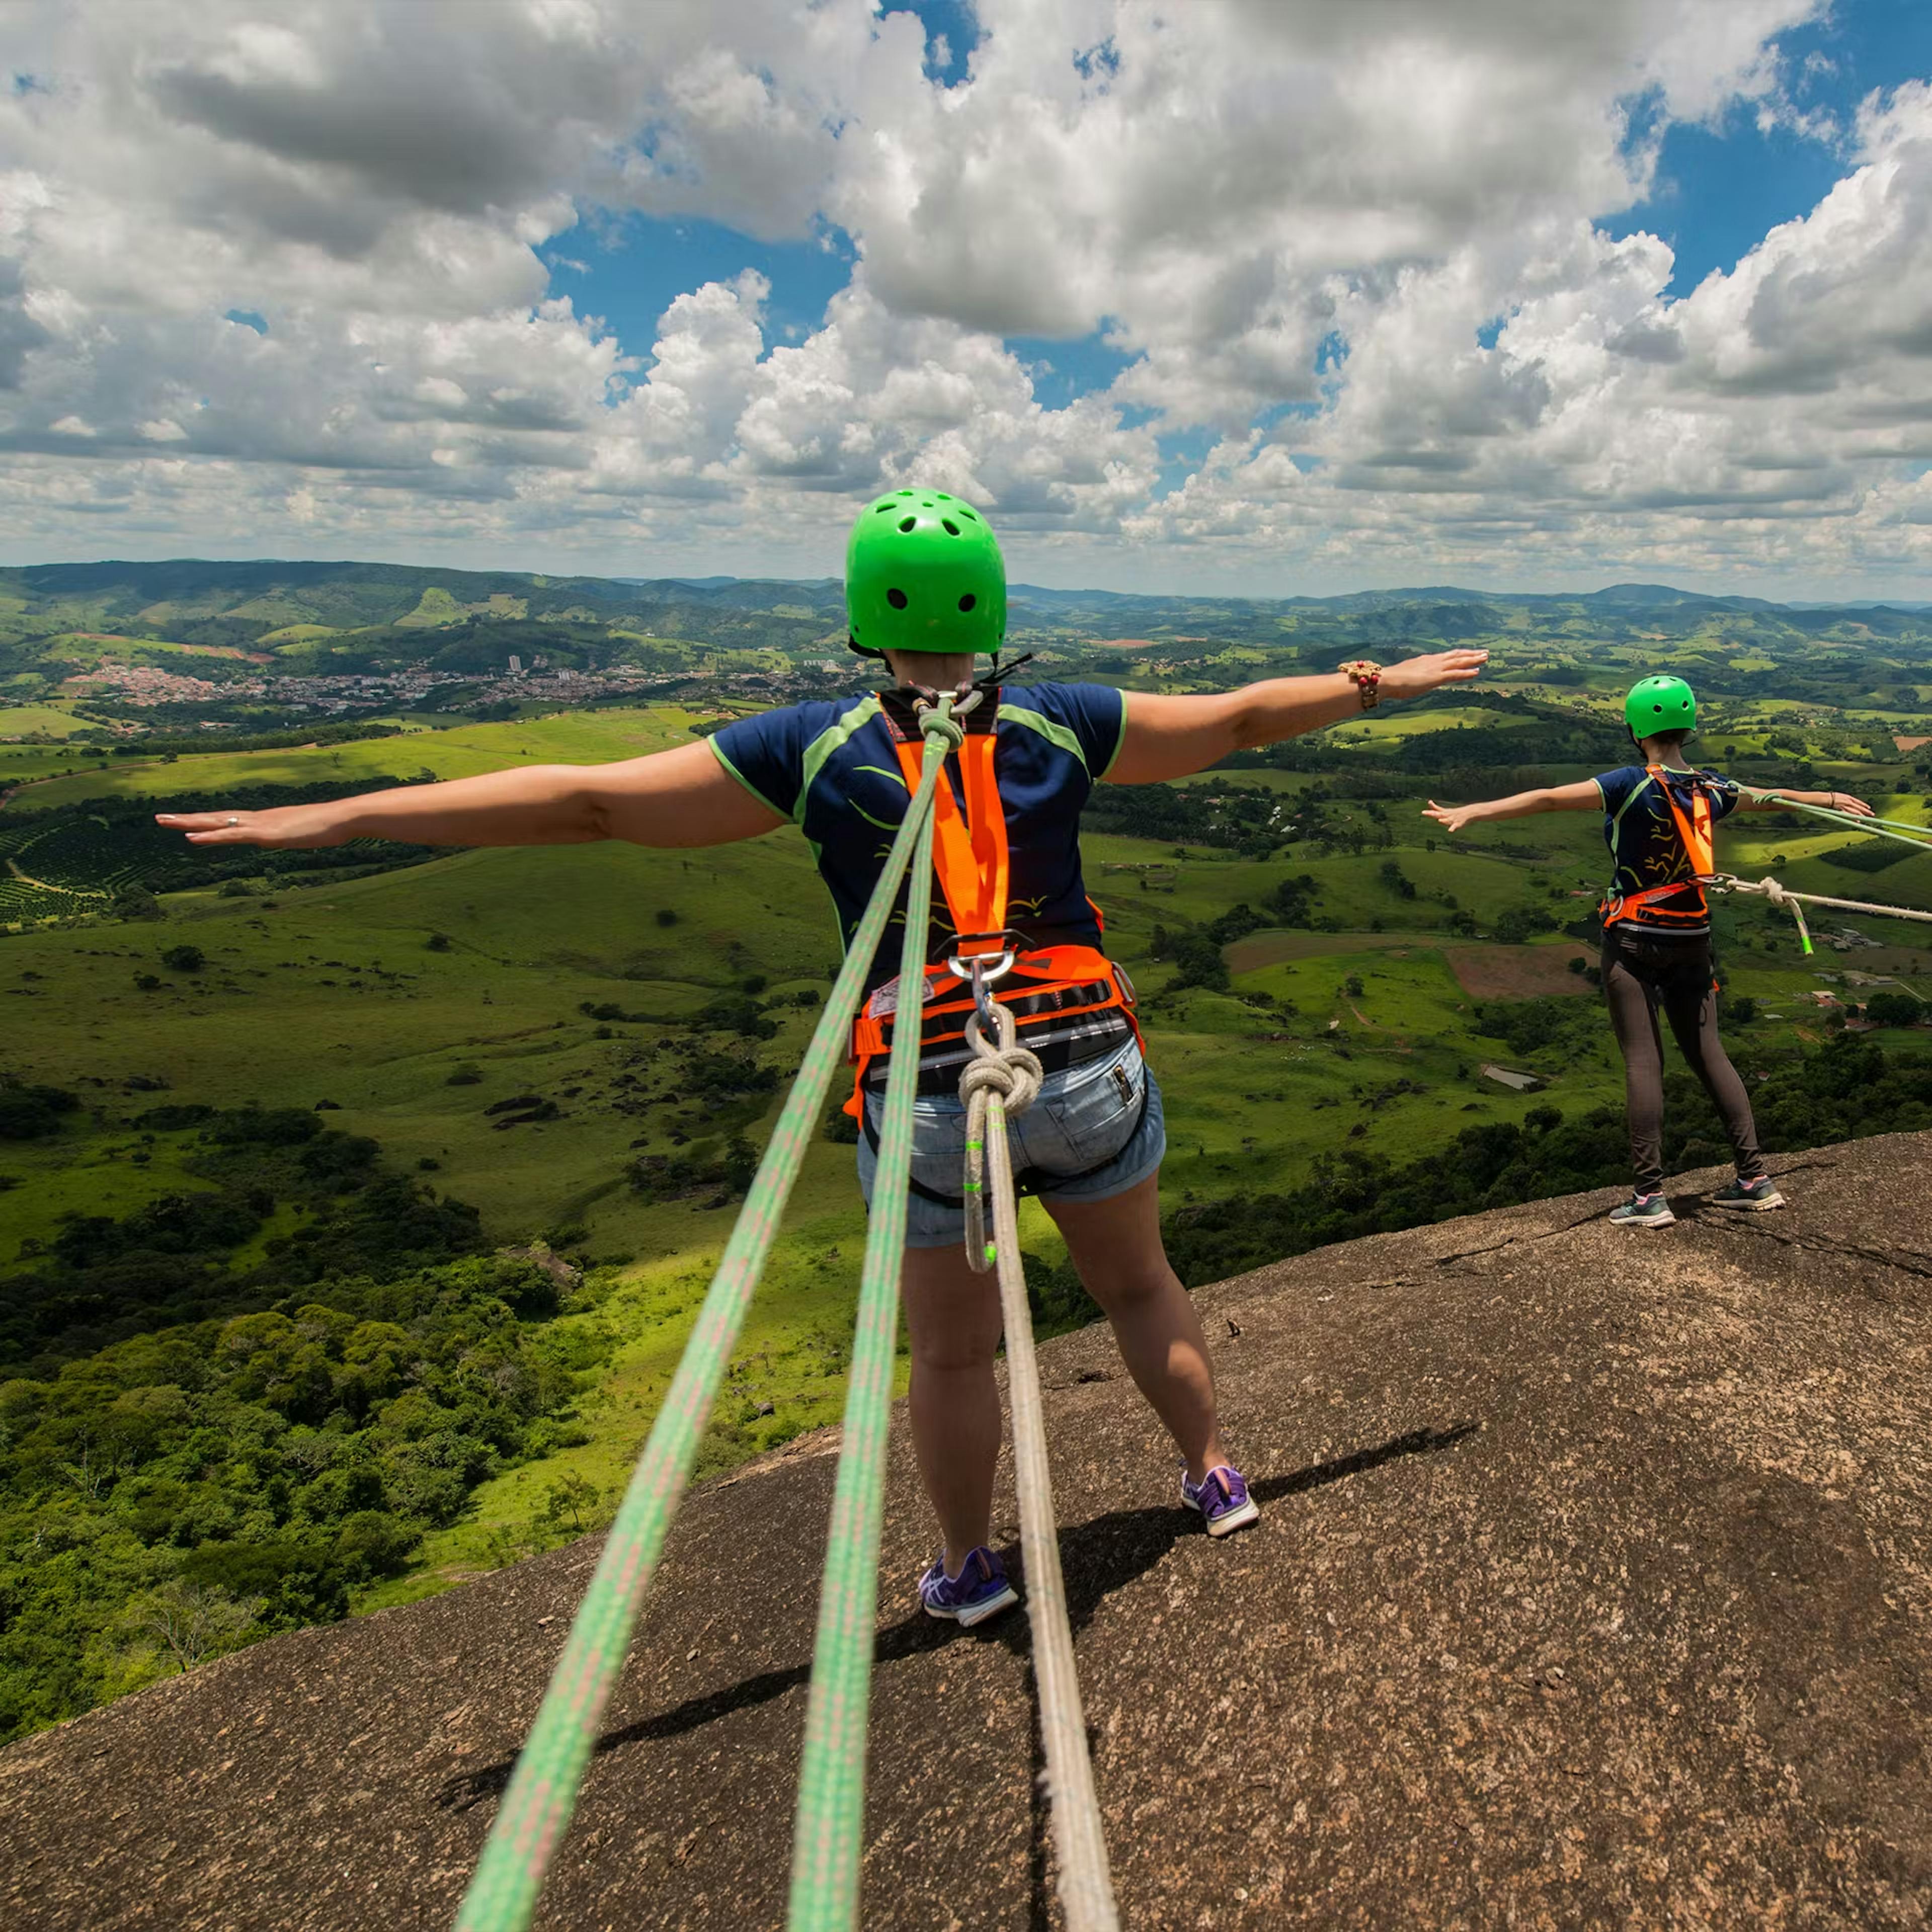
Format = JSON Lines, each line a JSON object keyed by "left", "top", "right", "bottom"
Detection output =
{"left": 2, "top": 1, "right": 1932, "bottom": 599}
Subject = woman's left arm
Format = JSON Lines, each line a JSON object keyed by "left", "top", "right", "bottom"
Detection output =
{"left": 1105, "top": 650, "right": 1490, "bottom": 785}
{"left": 1738, "top": 785, "right": 1874, "bottom": 817}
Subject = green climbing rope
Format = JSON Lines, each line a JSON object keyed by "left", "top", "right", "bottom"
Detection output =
{"left": 454, "top": 697, "right": 964, "bottom": 1932}
{"left": 786, "top": 697, "right": 962, "bottom": 1931}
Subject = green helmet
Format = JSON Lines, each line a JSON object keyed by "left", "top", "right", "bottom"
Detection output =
{"left": 846, "top": 488, "right": 1006, "bottom": 659}
{"left": 1625, "top": 674, "right": 1698, "bottom": 741}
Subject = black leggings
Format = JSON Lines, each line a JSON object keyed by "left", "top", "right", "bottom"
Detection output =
{"left": 1601, "top": 926, "right": 1763, "bottom": 1194}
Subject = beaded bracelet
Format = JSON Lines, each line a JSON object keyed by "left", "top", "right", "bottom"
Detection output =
{"left": 1339, "top": 660, "right": 1383, "bottom": 710}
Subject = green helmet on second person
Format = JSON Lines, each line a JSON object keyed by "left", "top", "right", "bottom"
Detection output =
{"left": 846, "top": 488, "right": 1007, "bottom": 659}
{"left": 1625, "top": 674, "right": 1698, "bottom": 741}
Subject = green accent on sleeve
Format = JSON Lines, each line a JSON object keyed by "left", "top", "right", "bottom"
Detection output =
{"left": 707, "top": 736, "right": 787, "bottom": 819}
{"left": 998, "top": 702, "right": 1089, "bottom": 774}
{"left": 850, "top": 763, "right": 909, "bottom": 788}
{"left": 848, "top": 799, "right": 900, "bottom": 831}
{"left": 1099, "top": 689, "right": 1128, "bottom": 780}
{"left": 1607, "top": 772, "right": 1653, "bottom": 836}
{"left": 795, "top": 694, "right": 884, "bottom": 825}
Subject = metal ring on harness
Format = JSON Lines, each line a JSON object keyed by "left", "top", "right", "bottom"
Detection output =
{"left": 945, "top": 929, "right": 1021, "bottom": 1043}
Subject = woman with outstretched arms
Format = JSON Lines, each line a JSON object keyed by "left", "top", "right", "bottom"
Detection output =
{"left": 1425, "top": 675, "right": 1871, "bottom": 1229}
{"left": 163, "top": 493, "right": 1485, "bottom": 1625}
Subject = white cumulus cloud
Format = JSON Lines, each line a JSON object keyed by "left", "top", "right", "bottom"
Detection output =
{"left": 0, "top": 0, "right": 1925, "bottom": 593}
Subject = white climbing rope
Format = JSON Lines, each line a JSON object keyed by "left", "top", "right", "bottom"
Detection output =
{"left": 959, "top": 1000, "right": 1119, "bottom": 1932}
{"left": 1711, "top": 871, "right": 1932, "bottom": 957}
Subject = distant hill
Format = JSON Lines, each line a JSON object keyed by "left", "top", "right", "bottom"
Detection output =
{"left": 5, "top": 555, "right": 1932, "bottom": 731}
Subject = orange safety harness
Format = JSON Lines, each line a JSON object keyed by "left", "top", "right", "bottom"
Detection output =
{"left": 1600, "top": 764, "right": 1717, "bottom": 931}
{"left": 845, "top": 694, "right": 1140, "bottom": 1142}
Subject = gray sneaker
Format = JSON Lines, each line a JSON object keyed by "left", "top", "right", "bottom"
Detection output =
{"left": 1712, "top": 1174, "right": 1785, "bottom": 1212}
{"left": 1609, "top": 1192, "right": 1676, "bottom": 1229}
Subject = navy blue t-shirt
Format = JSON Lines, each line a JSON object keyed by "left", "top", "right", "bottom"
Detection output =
{"left": 1593, "top": 764, "right": 1742, "bottom": 934}
{"left": 710, "top": 681, "right": 1126, "bottom": 991}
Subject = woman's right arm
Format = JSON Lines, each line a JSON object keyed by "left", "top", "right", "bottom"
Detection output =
{"left": 155, "top": 740, "right": 787, "bottom": 850}
{"left": 1422, "top": 780, "right": 1601, "bottom": 837}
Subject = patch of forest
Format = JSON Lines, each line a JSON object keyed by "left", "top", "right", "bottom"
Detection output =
{"left": 0, "top": 1095, "right": 615, "bottom": 1744}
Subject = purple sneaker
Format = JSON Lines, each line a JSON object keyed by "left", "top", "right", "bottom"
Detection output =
{"left": 1181, "top": 1464, "right": 1260, "bottom": 1539}
{"left": 918, "top": 1546, "right": 1019, "bottom": 1628}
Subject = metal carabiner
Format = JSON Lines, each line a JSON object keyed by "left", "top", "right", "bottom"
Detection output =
{"left": 946, "top": 940, "right": 1015, "bottom": 1042}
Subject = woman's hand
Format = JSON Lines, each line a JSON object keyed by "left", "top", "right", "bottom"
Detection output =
{"left": 1826, "top": 791, "right": 1875, "bottom": 818}
{"left": 1422, "top": 799, "right": 1477, "bottom": 835}
{"left": 1379, "top": 649, "right": 1490, "bottom": 700}
{"left": 155, "top": 804, "right": 350, "bottom": 848}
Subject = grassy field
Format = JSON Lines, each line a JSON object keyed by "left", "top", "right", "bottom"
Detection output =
{"left": 3, "top": 705, "right": 707, "bottom": 816}
{"left": 8, "top": 698, "right": 1932, "bottom": 1607}
{"left": 0, "top": 705, "right": 105, "bottom": 740}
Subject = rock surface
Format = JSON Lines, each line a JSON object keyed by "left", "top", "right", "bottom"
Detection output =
{"left": 4, "top": 1136, "right": 1931, "bottom": 1929}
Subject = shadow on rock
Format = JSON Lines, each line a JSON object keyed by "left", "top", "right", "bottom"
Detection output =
{"left": 434, "top": 1418, "right": 1478, "bottom": 1814}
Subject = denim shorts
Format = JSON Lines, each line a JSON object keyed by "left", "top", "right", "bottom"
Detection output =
{"left": 855, "top": 1034, "right": 1167, "bottom": 1249}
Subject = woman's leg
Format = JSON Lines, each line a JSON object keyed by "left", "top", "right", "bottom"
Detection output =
{"left": 1658, "top": 959, "right": 1766, "bottom": 1179}
{"left": 900, "top": 1241, "right": 1006, "bottom": 1572}
{"left": 1603, "top": 937, "right": 1670, "bottom": 1194}
{"left": 1044, "top": 1174, "right": 1229, "bottom": 1482}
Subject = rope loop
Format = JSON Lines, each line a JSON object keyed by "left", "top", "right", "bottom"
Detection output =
{"left": 959, "top": 1001, "right": 1043, "bottom": 1275}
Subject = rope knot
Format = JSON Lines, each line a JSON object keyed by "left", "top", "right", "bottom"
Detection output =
{"left": 958, "top": 1000, "right": 1043, "bottom": 1275}
{"left": 914, "top": 687, "right": 976, "bottom": 752}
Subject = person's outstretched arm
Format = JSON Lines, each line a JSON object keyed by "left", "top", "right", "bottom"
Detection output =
{"left": 1738, "top": 784, "right": 1873, "bottom": 817}
{"left": 155, "top": 740, "right": 787, "bottom": 850}
{"left": 1422, "top": 780, "right": 1602, "bottom": 836}
{"left": 1106, "top": 650, "right": 1491, "bottom": 784}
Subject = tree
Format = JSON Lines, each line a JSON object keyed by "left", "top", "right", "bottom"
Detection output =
{"left": 541, "top": 1473, "right": 603, "bottom": 1536}
{"left": 1865, "top": 990, "right": 1920, "bottom": 1028}
{"left": 140, "top": 1581, "right": 264, "bottom": 1674}
{"left": 160, "top": 944, "right": 205, "bottom": 973}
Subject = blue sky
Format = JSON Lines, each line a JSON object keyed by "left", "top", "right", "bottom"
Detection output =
{"left": 1606, "top": 0, "right": 1932, "bottom": 291}
{"left": 3, "top": 1, "right": 1931, "bottom": 596}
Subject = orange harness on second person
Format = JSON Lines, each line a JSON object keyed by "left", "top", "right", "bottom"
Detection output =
{"left": 1601, "top": 764, "right": 1717, "bottom": 931}
{"left": 844, "top": 700, "right": 1139, "bottom": 1119}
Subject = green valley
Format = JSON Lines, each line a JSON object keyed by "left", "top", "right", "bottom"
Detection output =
{"left": 9, "top": 568, "right": 1932, "bottom": 1743}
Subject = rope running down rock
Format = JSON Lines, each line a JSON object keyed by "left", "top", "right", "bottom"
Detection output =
{"left": 457, "top": 695, "right": 967, "bottom": 1932}
{"left": 785, "top": 692, "right": 969, "bottom": 1931}
{"left": 959, "top": 997, "right": 1121, "bottom": 1930}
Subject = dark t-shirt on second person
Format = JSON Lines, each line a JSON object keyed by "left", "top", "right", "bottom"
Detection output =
{"left": 1592, "top": 764, "right": 1743, "bottom": 936}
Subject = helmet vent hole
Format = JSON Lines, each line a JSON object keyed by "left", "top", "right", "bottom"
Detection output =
{"left": 959, "top": 506, "right": 978, "bottom": 521}
{"left": 887, "top": 587, "right": 908, "bottom": 610}
{"left": 898, "top": 489, "right": 914, "bottom": 496}
{"left": 958, "top": 593, "right": 977, "bottom": 613}
{"left": 941, "top": 518, "right": 959, "bottom": 535}
{"left": 874, "top": 502, "right": 893, "bottom": 514}
{"left": 898, "top": 516, "right": 917, "bottom": 533}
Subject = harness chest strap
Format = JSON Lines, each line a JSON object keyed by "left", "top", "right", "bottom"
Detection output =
{"left": 1602, "top": 765, "right": 1716, "bottom": 927}
{"left": 892, "top": 731, "right": 1008, "bottom": 952}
